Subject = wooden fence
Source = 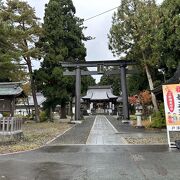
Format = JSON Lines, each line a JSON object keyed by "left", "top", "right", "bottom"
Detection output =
{"left": 0, "top": 117, "right": 23, "bottom": 137}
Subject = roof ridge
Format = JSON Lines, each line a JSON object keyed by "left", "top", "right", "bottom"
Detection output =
{"left": 88, "top": 85, "right": 112, "bottom": 89}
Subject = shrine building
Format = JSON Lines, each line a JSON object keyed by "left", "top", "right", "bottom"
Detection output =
{"left": 82, "top": 86, "right": 118, "bottom": 114}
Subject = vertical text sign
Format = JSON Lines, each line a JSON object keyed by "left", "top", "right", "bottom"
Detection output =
{"left": 163, "top": 84, "right": 180, "bottom": 131}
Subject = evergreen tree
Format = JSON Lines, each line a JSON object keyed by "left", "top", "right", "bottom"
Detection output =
{"left": 127, "top": 66, "right": 149, "bottom": 95}
{"left": 98, "top": 67, "right": 121, "bottom": 96}
{"left": 0, "top": 1, "right": 24, "bottom": 82}
{"left": 157, "top": 0, "right": 180, "bottom": 77}
{"left": 36, "top": 0, "right": 89, "bottom": 119}
{"left": 1, "top": 0, "right": 42, "bottom": 122}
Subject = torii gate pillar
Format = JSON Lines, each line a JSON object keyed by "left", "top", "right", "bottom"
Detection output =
{"left": 120, "top": 65, "right": 129, "bottom": 121}
{"left": 75, "top": 66, "right": 81, "bottom": 120}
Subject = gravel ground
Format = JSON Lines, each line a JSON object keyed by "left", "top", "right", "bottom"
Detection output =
{"left": 50, "top": 116, "right": 95, "bottom": 144}
{"left": 106, "top": 115, "right": 165, "bottom": 133}
{"left": 106, "top": 115, "right": 170, "bottom": 144}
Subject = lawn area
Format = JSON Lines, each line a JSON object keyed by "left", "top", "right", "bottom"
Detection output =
{"left": 0, "top": 121, "right": 73, "bottom": 154}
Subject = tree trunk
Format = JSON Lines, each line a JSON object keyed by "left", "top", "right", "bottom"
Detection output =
{"left": 27, "top": 58, "right": 40, "bottom": 122}
{"left": 49, "top": 106, "right": 53, "bottom": 121}
{"left": 23, "top": 96, "right": 30, "bottom": 116}
{"left": 60, "top": 102, "right": 67, "bottom": 119}
{"left": 70, "top": 97, "right": 73, "bottom": 120}
{"left": 144, "top": 63, "right": 159, "bottom": 112}
{"left": 70, "top": 98, "right": 73, "bottom": 116}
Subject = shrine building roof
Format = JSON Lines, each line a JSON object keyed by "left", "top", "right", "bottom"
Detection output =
{"left": 0, "top": 82, "right": 23, "bottom": 97}
{"left": 82, "top": 86, "right": 118, "bottom": 101}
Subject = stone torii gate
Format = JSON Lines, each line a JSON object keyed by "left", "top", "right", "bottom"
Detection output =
{"left": 61, "top": 60, "right": 136, "bottom": 122}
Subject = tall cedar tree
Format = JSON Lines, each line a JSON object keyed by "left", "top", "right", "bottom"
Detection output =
{"left": 108, "top": 0, "right": 160, "bottom": 112}
{"left": 1, "top": 0, "right": 42, "bottom": 122}
{"left": 36, "top": 0, "right": 88, "bottom": 119}
{"left": 0, "top": 12, "right": 14, "bottom": 81}
{"left": 0, "top": 1, "right": 24, "bottom": 82}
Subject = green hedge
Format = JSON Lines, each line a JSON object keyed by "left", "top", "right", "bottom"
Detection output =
{"left": 150, "top": 103, "right": 166, "bottom": 128}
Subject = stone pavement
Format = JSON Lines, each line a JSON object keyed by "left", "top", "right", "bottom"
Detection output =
{"left": 51, "top": 116, "right": 95, "bottom": 145}
{"left": 86, "top": 115, "right": 126, "bottom": 145}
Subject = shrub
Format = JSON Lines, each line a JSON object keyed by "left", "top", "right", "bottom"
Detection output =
{"left": 2, "top": 112, "right": 10, "bottom": 117}
{"left": 130, "top": 115, "right": 136, "bottom": 120}
{"left": 142, "top": 120, "right": 152, "bottom": 128}
{"left": 150, "top": 103, "right": 166, "bottom": 128}
{"left": 39, "top": 111, "right": 48, "bottom": 122}
{"left": 15, "top": 114, "right": 24, "bottom": 118}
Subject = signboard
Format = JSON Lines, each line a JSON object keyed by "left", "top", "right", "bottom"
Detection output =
{"left": 163, "top": 84, "right": 180, "bottom": 147}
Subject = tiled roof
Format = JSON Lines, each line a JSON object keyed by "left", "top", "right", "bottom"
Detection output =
{"left": 88, "top": 85, "right": 112, "bottom": 89}
{"left": 82, "top": 86, "right": 117, "bottom": 101}
{"left": 27, "top": 93, "right": 46, "bottom": 106}
{"left": 0, "top": 82, "right": 23, "bottom": 96}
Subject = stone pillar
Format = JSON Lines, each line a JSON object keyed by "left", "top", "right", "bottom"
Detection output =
{"left": 75, "top": 66, "right": 81, "bottom": 120}
{"left": 136, "top": 112, "right": 142, "bottom": 127}
{"left": 120, "top": 65, "right": 130, "bottom": 122}
{"left": 112, "top": 104, "right": 114, "bottom": 110}
{"left": 109, "top": 102, "right": 112, "bottom": 109}
{"left": 90, "top": 102, "right": 93, "bottom": 112}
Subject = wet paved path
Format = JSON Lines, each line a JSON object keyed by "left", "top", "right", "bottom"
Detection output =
{"left": 86, "top": 115, "right": 126, "bottom": 145}
{"left": 51, "top": 116, "right": 95, "bottom": 145}
{"left": 0, "top": 115, "right": 180, "bottom": 179}
{"left": 0, "top": 145, "right": 179, "bottom": 180}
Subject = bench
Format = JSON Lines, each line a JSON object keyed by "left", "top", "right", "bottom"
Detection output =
{"left": 0, "top": 117, "right": 23, "bottom": 139}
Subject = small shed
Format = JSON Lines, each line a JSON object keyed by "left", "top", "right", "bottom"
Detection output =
{"left": 0, "top": 82, "right": 24, "bottom": 116}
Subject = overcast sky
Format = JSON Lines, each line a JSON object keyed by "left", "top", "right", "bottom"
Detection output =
{"left": 27, "top": 0, "right": 120, "bottom": 59}
{"left": 26, "top": 0, "right": 163, "bottom": 83}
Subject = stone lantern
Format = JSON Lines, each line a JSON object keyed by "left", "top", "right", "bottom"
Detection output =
{"left": 135, "top": 103, "right": 143, "bottom": 128}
